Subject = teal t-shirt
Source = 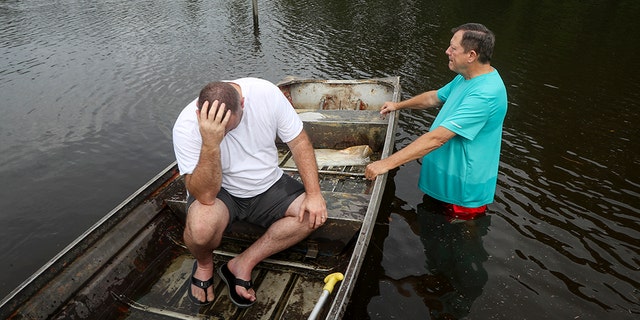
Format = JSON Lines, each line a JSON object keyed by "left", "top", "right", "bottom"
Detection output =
{"left": 418, "top": 70, "right": 507, "bottom": 207}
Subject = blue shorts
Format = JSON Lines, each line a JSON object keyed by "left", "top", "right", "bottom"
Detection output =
{"left": 186, "top": 173, "right": 304, "bottom": 228}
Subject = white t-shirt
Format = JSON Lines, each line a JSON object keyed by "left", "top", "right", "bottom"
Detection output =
{"left": 172, "top": 78, "right": 303, "bottom": 198}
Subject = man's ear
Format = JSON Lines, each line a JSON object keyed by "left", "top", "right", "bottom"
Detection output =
{"left": 467, "top": 50, "right": 478, "bottom": 63}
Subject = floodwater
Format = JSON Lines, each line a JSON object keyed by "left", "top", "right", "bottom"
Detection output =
{"left": 1, "top": 0, "right": 638, "bottom": 319}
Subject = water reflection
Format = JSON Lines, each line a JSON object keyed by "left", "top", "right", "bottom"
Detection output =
{"left": 352, "top": 194, "right": 491, "bottom": 320}
{"left": 416, "top": 197, "right": 490, "bottom": 319}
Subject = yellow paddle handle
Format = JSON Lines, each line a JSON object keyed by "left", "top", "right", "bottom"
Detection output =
{"left": 323, "top": 272, "right": 344, "bottom": 294}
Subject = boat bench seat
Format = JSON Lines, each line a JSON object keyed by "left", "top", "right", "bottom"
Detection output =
{"left": 165, "top": 191, "right": 370, "bottom": 257}
{"left": 300, "top": 110, "right": 388, "bottom": 151}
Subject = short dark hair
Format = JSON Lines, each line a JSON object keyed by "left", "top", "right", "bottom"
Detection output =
{"left": 197, "top": 81, "right": 241, "bottom": 114}
{"left": 452, "top": 23, "right": 495, "bottom": 64}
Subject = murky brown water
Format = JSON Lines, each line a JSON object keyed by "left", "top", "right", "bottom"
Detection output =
{"left": 1, "top": 0, "right": 638, "bottom": 318}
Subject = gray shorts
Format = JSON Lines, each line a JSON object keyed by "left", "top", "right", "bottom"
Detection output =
{"left": 186, "top": 173, "right": 305, "bottom": 229}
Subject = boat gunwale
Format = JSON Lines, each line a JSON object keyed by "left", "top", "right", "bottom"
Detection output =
{"left": 0, "top": 162, "right": 180, "bottom": 317}
{"left": 293, "top": 76, "right": 400, "bottom": 319}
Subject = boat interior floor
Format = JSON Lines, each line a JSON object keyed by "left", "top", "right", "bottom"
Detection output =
{"left": 104, "top": 168, "right": 373, "bottom": 319}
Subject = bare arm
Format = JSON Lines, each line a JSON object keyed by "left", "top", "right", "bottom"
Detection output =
{"left": 365, "top": 126, "right": 456, "bottom": 180}
{"left": 286, "top": 130, "right": 327, "bottom": 228}
{"left": 380, "top": 90, "right": 443, "bottom": 115}
{"left": 185, "top": 101, "right": 230, "bottom": 205}
{"left": 184, "top": 146, "right": 221, "bottom": 205}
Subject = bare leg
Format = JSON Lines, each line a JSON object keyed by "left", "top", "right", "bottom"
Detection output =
{"left": 227, "top": 193, "right": 315, "bottom": 301}
{"left": 184, "top": 199, "right": 229, "bottom": 303}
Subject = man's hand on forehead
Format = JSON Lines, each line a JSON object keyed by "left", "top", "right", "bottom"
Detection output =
{"left": 200, "top": 100, "right": 230, "bottom": 121}
{"left": 197, "top": 100, "right": 231, "bottom": 147}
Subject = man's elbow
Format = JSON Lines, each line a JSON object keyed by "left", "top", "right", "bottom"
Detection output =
{"left": 423, "top": 135, "right": 450, "bottom": 154}
{"left": 188, "top": 189, "right": 219, "bottom": 206}
{"left": 198, "top": 196, "right": 217, "bottom": 206}
{"left": 435, "top": 136, "right": 449, "bottom": 148}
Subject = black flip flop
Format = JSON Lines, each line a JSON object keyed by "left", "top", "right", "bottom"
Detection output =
{"left": 217, "top": 263, "right": 255, "bottom": 308}
{"left": 188, "top": 261, "right": 214, "bottom": 305}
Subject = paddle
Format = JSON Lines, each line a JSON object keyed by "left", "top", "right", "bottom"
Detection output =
{"left": 307, "top": 272, "right": 344, "bottom": 320}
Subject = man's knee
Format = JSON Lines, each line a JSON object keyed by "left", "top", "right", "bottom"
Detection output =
{"left": 185, "top": 200, "right": 228, "bottom": 244}
{"left": 285, "top": 214, "right": 316, "bottom": 234}
{"left": 284, "top": 193, "right": 305, "bottom": 218}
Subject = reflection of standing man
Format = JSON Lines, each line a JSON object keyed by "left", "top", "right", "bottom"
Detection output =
{"left": 366, "top": 23, "right": 507, "bottom": 221}
{"left": 418, "top": 198, "right": 490, "bottom": 319}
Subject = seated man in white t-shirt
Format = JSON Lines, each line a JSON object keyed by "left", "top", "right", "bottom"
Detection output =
{"left": 172, "top": 78, "right": 327, "bottom": 307}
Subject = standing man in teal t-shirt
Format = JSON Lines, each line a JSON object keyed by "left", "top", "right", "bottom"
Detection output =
{"left": 365, "top": 23, "right": 507, "bottom": 221}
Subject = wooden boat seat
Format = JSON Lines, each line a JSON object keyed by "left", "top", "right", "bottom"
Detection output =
{"left": 165, "top": 190, "right": 370, "bottom": 258}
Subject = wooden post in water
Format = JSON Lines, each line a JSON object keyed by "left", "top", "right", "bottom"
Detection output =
{"left": 252, "top": 0, "right": 259, "bottom": 28}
